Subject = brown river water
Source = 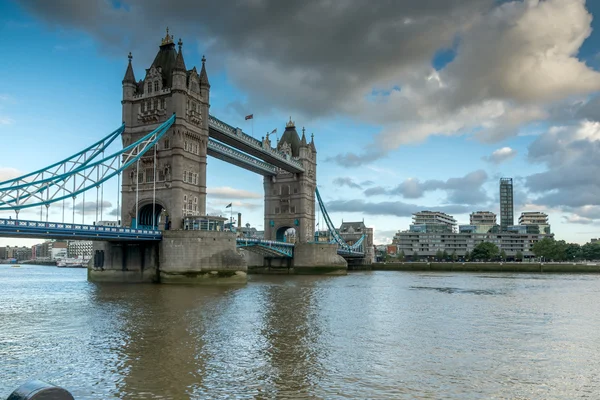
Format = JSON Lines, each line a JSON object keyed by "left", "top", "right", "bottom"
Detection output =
{"left": 1, "top": 265, "right": 599, "bottom": 399}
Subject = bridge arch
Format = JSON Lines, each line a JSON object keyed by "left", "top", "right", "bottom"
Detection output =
{"left": 133, "top": 198, "right": 168, "bottom": 230}
{"left": 275, "top": 226, "right": 296, "bottom": 243}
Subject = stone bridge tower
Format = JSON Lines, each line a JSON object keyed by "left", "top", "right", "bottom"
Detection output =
{"left": 120, "top": 29, "right": 210, "bottom": 230}
{"left": 264, "top": 119, "right": 317, "bottom": 243}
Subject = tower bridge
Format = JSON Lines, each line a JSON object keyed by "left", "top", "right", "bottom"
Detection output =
{"left": 0, "top": 29, "right": 373, "bottom": 283}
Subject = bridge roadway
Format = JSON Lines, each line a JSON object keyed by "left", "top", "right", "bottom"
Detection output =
{"left": 0, "top": 218, "right": 363, "bottom": 258}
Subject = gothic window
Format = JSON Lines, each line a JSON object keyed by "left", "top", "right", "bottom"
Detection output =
{"left": 291, "top": 206, "right": 296, "bottom": 214}
{"left": 282, "top": 205, "right": 289, "bottom": 213}
{"left": 158, "top": 169, "right": 165, "bottom": 181}
{"left": 188, "top": 199, "right": 192, "bottom": 211}
{"left": 275, "top": 207, "right": 280, "bottom": 214}
{"left": 184, "top": 141, "right": 188, "bottom": 151}
{"left": 154, "top": 81, "right": 159, "bottom": 92}
{"left": 145, "top": 168, "right": 154, "bottom": 183}
{"left": 193, "top": 173, "right": 197, "bottom": 185}
{"left": 193, "top": 197, "right": 198, "bottom": 212}
{"left": 192, "top": 102, "right": 197, "bottom": 112}
{"left": 154, "top": 99, "right": 158, "bottom": 110}
{"left": 149, "top": 101, "right": 153, "bottom": 111}
{"left": 282, "top": 185, "right": 290, "bottom": 196}
{"left": 161, "top": 98, "right": 166, "bottom": 109}
{"left": 142, "top": 102, "right": 146, "bottom": 112}
{"left": 148, "top": 82, "right": 152, "bottom": 94}
{"left": 294, "top": 188, "right": 298, "bottom": 194}
{"left": 138, "top": 172, "right": 144, "bottom": 184}
{"left": 183, "top": 171, "right": 187, "bottom": 182}
{"left": 188, "top": 171, "right": 193, "bottom": 183}
{"left": 164, "top": 139, "right": 170, "bottom": 149}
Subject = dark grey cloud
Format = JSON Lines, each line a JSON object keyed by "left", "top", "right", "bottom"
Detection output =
{"left": 108, "top": 208, "right": 120, "bottom": 217}
{"left": 20, "top": 0, "right": 600, "bottom": 169}
{"left": 326, "top": 199, "right": 470, "bottom": 218}
{"left": 360, "top": 180, "right": 375, "bottom": 187}
{"left": 363, "top": 170, "right": 489, "bottom": 205}
{"left": 524, "top": 121, "right": 600, "bottom": 222}
{"left": 332, "top": 177, "right": 363, "bottom": 190}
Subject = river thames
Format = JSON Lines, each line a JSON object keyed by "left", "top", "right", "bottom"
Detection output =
{"left": 1, "top": 265, "right": 599, "bottom": 399}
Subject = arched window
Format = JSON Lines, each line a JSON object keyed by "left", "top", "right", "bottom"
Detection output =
{"left": 154, "top": 81, "right": 159, "bottom": 92}
{"left": 147, "top": 82, "right": 152, "bottom": 94}
{"left": 183, "top": 171, "right": 186, "bottom": 182}
{"left": 154, "top": 99, "right": 158, "bottom": 110}
{"left": 184, "top": 141, "right": 188, "bottom": 151}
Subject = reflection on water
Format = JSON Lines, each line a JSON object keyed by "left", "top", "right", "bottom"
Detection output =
{"left": 1, "top": 265, "right": 600, "bottom": 399}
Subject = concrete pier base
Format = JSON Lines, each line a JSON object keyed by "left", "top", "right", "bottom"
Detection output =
{"left": 246, "top": 243, "right": 348, "bottom": 275}
{"left": 88, "top": 231, "right": 247, "bottom": 284}
{"left": 158, "top": 230, "right": 247, "bottom": 284}
{"left": 87, "top": 241, "right": 159, "bottom": 283}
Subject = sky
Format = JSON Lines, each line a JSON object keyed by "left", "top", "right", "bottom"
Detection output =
{"left": 1, "top": 0, "right": 600, "bottom": 247}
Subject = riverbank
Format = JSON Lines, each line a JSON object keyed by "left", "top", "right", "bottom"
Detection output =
{"left": 371, "top": 262, "right": 600, "bottom": 273}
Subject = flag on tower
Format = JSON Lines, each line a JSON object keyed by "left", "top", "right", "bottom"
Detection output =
{"left": 245, "top": 114, "right": 253, "bottom": 120}
{"left": 226, "top": 203, "right": 232, "bottom": 208}
{"left": 270, "top": 128, "right": 277, "bottom": 134}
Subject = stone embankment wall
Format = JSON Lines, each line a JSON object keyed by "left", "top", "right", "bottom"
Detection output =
{"left": 373, "top": 262, "right": 600, "bottom": 273}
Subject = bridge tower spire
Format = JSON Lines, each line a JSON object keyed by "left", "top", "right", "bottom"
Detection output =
{"left": 120, "top": 29, "right": 210, "bottom": 229}
{"left": 264, "top": 118, "right": 317, "bottom": 243}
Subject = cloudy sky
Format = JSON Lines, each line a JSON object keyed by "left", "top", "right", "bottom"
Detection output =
{"left": 1, "top": 0, "right": 600, "bottom": 246}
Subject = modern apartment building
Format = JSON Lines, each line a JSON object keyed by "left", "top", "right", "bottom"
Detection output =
{"left": 410, "top": 211, "right": 456, "bottom": 233}
{"left": 392, "top": 231, "right": 552, "bottom": 259}
{"left": 518, "top": 212, "right": 551, "bottom": 234}
{"left": 467, "top": 211, "right": 498, "bottom": 234}
{"left": 67, "top": 241, "right": 94, "bottom": 258}
{"left": 500, "top": 178, "right": 514, "bottom": 232}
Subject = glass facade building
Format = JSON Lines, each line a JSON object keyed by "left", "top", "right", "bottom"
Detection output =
{"left": 499, "top": 178, "right": 514, "bottom": 232}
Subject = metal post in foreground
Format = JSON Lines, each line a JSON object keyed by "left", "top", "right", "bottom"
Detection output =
{"left": 6, "top": 380, "right": 74, "bottom": 400}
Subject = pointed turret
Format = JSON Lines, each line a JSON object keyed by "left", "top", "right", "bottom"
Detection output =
{"left": 199, "top": 55, "right": 210, "bottom": 88}
{"left": 122, "top": 52, "right": 136, "bottom": 84}
{"left": 310, "top": 132, "right": 316, "bottom": 152}
{"left": 300, "top": 127, "right": 307, "bottom": 146}
{"left": 174, "top": 38, "right": 187, "bottom": 72}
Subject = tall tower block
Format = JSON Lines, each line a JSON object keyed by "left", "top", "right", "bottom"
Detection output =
{"left": 499, "top": 177, "right": 514, "bottom": 232}
{"left": 120, "top": 29, "right": 210, "bottom": 230}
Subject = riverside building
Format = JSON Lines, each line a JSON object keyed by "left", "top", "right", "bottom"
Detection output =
{"left": 410, "top": 211, "right": 456, "bottom": 233}
{"left": 392, "top": 230, "right": 552, "bottom": 259}
{"left": 500, "top": 178, "right": 514, "bottom": 232}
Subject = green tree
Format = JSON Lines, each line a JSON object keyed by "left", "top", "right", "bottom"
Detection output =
{"left": 435, "top": 250, "right": 444, "bottom": 261}
{"left": 532, "top": 237, "right": 555, "bottom": 260}
{"left": 398, "top": 250, "right": 405, "bottom": 261}
{"left": 442, "top": 250, "right": 449, "bottom": 261}
{"left": 515, "top": 251, "right": 523, "bottom": 262}
{"left": 464, "top": 251, "right": 471, "bottom": 261}
{"left": 412, "top": 251, "right": 419, "bottom": 261}
{"left": 500, "top": 250, "right": 507, "bottom": 261}
{"left": 451, "top": 250, "right": 457, "bottom": 262}
{"left": 582, "top": 242, "right": 600, "bottom": 261}
{"left": 471, "top": 242, "right": 500, "bottom": 261}
{"left": 565, "top": 243, "right": 582, "bottom": 261}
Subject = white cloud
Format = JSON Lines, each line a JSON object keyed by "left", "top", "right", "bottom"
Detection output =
{"left": 482, "top": 147, "right": 517, "bottom": 164}
{"left": 0, "top": 167, "right": 22, "bottom": 181}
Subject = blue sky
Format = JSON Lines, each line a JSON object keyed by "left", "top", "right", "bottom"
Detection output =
{"left": 1, "top": 0, "right": 600, "bottom": 246}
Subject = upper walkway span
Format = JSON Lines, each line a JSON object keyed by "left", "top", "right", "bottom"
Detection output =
{"left": 208, "top": 115, "right": 305, "bottom": 174}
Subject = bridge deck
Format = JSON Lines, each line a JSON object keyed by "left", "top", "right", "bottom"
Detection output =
{"left": 0, "top": 218, "right": 162, "bottom": 241}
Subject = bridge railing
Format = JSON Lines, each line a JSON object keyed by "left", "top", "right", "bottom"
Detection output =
{"left": 207, "top": 140, "right": 277, "bottom": 174}
{"left": 208, "top": 115, "right": 304, "bottom": 171}
{"left": 0, "top": 218, "right": 161, "bottom": 236}
{"left": 236, "top": 238, "right": 295, "bottom": 247}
